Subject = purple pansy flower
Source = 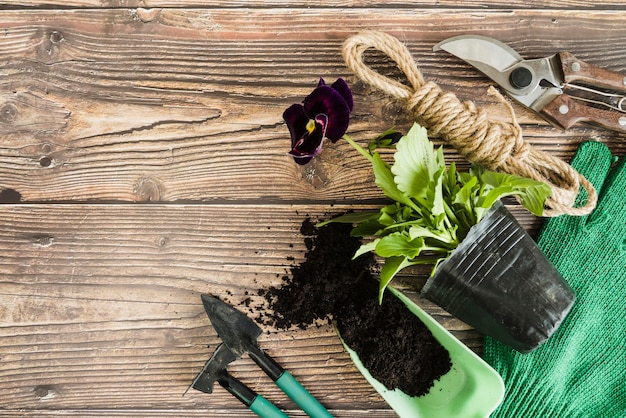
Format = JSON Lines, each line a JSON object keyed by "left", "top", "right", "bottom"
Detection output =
{"left": 283, "top": 78, "right": 353, "bottom": 165}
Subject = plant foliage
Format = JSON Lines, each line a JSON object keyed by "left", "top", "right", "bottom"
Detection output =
{"left": 322, "top": 123, "right": 552, "bottom": 302}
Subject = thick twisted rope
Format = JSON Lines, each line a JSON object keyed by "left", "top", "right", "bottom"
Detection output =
{"left": 342, "top": 30, "right": 597, "bottom": 217}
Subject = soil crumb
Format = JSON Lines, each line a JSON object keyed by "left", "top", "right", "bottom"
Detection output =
{"left": 260, "top": 218, "right": 451, "bottom": 397}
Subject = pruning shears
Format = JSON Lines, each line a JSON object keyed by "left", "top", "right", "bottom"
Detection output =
{"left": 434, "top": 35, "right": 626, "bottom": 133}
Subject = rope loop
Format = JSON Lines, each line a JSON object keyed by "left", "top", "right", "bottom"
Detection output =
{"left": 342, "top": 30, "right": 597, "bottom": 216}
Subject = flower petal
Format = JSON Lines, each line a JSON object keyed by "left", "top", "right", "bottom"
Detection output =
{"left": 303, "top": 85, "right": 350, "bottom": 142}
{"left": 283, "top": 78, "right": 353, "bottom": 164}
{"left": 283, "top": 104, "right": 309, "bottom": 148}
{"left": 290, "top": 154, "right": 315, "bottom": 165}
{"left": 330, "top": 78, "right": 353, "bottom": 112}
{"left": 288, "top": 114, "right": 327, "bottom": 165}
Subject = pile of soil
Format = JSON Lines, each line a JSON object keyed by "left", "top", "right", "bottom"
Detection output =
{"left": 260, "top": 218, "right": 451, "bottom": 397}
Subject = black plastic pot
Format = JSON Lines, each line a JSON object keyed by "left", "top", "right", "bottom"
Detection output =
{"left": 422, "top": 201, "right": 575, "bottom": 353}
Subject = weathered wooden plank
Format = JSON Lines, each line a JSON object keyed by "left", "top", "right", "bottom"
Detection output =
{"left": 0, "top": 203, "right": 480, "bottom": 413}
{"left": 0, "top": 3, "right": 621, "bottom": 418}
{"left": 0, "top": 8, "right": 624, "bottom": 203}
{"left": 3, "top": 1, "right": 626, "bottom": 9}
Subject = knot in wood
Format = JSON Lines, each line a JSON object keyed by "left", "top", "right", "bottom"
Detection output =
{"left": 0, "top": 102, "right": 18, "bottom": 124}
{"left": 34, "top": 385, "right": 58, "bottom": 401}
{"left": 0, "top": 188, "right": 22, "bottom": 203}
{"left": 133, "top": 176, "right": 163, "bottom": 202}
{"left": 49, "top": 31, "right": 64, "bottom": 44}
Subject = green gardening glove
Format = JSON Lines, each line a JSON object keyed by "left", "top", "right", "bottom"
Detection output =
{"left": 484, "top": 141, "right": 626, "bottom": 418}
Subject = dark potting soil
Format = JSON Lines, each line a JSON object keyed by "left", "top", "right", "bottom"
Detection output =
{"left": 260, "top": 219, "right": 452, "bottom": 397}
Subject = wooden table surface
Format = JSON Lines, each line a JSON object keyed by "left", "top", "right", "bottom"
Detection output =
{"left": 1, "top": 1, "right": 625, "bottom": 417}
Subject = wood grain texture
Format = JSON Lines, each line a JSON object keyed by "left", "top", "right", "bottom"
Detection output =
{"left": 0, "top": 203, "right": 478, "bottom": 415}
{"left": 1, "top": 3, "right": 625, "bottom": 417}
{"left": 0, "top": 9, "right": 625, "bottom": 202}
{"left": 3, "top": 1, "right": 626, "bottom": 9}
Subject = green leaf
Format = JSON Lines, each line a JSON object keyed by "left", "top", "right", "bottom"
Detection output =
{"left": 375, "top": 233, "right": 426, "bottom": 259}
{"left": 391, "top": 123, "right": 445, "bottom": 200}
{"left": 519, "top": 184, "right": 552, "bottom": 216}
{"left": 479, "top": 171, "right": 552, "bottom": 217}
{"left": 409, "top": 224, "right": 456, "bottom": 245}
{"left": 353, "top": 240, "right": 379, "bottom": 259}
{"left": 431, "top": 167, "right": 446, "bottom": 224}
{"left": 372, "top": 153, "right": 419, "bottom": 212}
{"left": 445, "top": 162, "right": 458, "bottom": 196}
{"left": 368, "top": 128, "right": 402, "bottom": 153}
{"left": 442, "top": 200, "right": 460, "bottom": 228}
{"left": 316, "top": 210, "right": 379, "bottom": 227}
{"left": 479, "top": 184, "right": 514, "bottom": 209}
{"left": 376, "top": 204, "right": 401, "bottom": 227}
{"left": 453, "top": 175, "right": 478, "bottom": 202}
{"left": 390, "top": 123, "right": 447, "bottom": 229}
{"left": 452, "top": 175, "right": 479, "bottom": 223}
{"left": 379, "top": 256, "right": 416, "bottom": 303}
{"left": 351, "top": 218, "right": 385, "bottom": 237}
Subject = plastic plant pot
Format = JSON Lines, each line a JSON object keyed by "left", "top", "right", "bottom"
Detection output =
{"left": 422, "top": 201, "right": 575, "bottom": 353}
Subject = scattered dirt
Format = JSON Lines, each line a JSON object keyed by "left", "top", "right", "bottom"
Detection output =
{"left": 260, "top": 218, "right": 451, "bottom": 397}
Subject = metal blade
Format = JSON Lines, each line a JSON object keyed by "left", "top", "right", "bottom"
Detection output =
{"left": 201, "top": 294, "right": 263, "bottom": 357}
{"left": 434, "top": 34, "right": 522, "bottom": 73}
{"left": 434, "top": 35, "right": 563, "bottom": 111}
{"left": 190, "top": 343, "right": 238, "bottom": 394}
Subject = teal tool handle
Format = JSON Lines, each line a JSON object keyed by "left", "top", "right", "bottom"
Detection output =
{"left": 276, "top": 371, "right": 334, "bottom": 418}
{"left": 250, "top": 394, "right": 289, "bottom": 418}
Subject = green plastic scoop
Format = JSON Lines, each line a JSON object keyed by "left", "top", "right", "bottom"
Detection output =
{"left": 339, "top": 287, "right": 505, "bottom": 418}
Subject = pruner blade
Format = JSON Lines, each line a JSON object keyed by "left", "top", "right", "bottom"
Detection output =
{"left": 434, "top": 34, "right": 563, "bottom": 112}
{"left": 435, "top": 34, "right": 626, "bottom": 132}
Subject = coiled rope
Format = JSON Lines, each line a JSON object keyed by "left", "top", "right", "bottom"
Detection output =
{"left": 342, "top": 30, "right": 596, "bottom": 216}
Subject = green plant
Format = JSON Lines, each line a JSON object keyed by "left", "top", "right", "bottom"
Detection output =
{"left": 321, "top": 122, "right": 552, "bottom": 302}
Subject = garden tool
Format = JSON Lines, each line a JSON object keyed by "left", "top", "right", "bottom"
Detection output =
{"left": 200, "top": 294, "right": 334, "bottom": 418}
{"left": 434, "top": 34, "right": 626, "bottom": 132}
{"left": 190, "top": 343, "right": 288, "bottom": 418}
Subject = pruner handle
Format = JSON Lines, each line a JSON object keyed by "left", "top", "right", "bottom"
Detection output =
{"left": 542, "top": 93, "right": 626, "bottom": 133}
{"left": 560, "top": 51, "right": 626, "bottom": 93}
